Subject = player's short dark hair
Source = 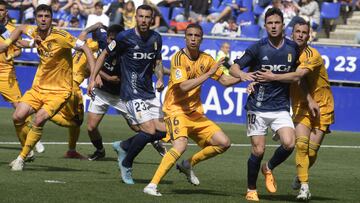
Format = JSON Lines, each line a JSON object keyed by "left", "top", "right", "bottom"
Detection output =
{"left": 107, "top": 24, "right": 124, "bottom": 36}
{"left": 0, "top": 0, "right": 7, "bottom": 7}
{"left": 292, "top": 17, "right": 310, "bottom": 33}
{"left": 185, "top": 23, "right": 203, "bottom": 37}
{"left": 264, "top": 7, "right": 283, "bottom": 23}
{"left": 136, "top": 4, "right": 153, "bottom": 16}
{"left": 35, "top": 4, "right": 53, "bottom": 17}
{"left": 95, "top": 1, "right": 104, "bottom": 8}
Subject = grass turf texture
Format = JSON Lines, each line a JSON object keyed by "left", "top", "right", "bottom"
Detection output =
{"left": 0, "top": 108, "right": 359, "bottom": 203}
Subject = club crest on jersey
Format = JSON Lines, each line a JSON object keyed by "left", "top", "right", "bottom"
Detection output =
{"left": 175, "top": 68, "right": 182, "bottom": 80}
{"left": 108, "top": 40, "right": 116, "bottom": 51}
{"left": 288, "top": 53, "right": 292, "bottom": 62}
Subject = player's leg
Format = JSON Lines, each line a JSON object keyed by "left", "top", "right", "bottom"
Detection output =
{"left": 144, "top": 116, "right": 188, "bottom": 196}
{"left": 87, "top": 112, "right": 106, "bottom": 160}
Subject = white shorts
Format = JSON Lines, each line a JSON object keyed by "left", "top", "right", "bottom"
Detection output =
{"left": 88, "top": 88, "right": 127, "bottom": 115}
{"left": 246, "top": 110, "right": 294, "bottom": 137}
{"left": 125, "top": 97, "right": 164, "bottom": 125}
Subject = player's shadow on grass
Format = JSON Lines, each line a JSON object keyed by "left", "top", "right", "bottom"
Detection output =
{"left": 134, "top": 179, "right": 173, "bottom": 185}
{"left": 0, "top": 146, "right": 21, "bottom": 151}
{"left": 25, "top": 164, "right": 109, "bottom": 174}
{"left": 260, "top": 194, "right": 339, "bottom": 202}
{"left": 170, "top": 189, "right": 231, "bottom": 197}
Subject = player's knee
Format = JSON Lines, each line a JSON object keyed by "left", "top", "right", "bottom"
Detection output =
{"left": 33, "top": 113, "right": 48, "bottom": 127}
{"left": 12, "top": 112, "right": 25, "bottom": 124}
{"left": 218, "top": 137, "right": 231, "bottom": 151}
{"left": 252, "top": 145, "right": 265, "bottom": 157}
{"left": 172, "top": 137, "right": 188, "bottom": 154}
{"left": 283, "top": 141, "right": 295, "bottom": 151}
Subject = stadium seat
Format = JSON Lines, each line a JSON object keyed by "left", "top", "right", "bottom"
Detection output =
{"left": 209, "top": 0, "right": 222, "bottom": 13}
{"left": 253, "top": 4, "right": 265, "bottom": 16}
{"left": 199, "top": 22, "right": 215, "bottom": 35}
{"left": 8, "top": 9, "right": 21, "bottom": 24}
{"left": 285, "top": 26, "right": 293, "bottom": 37}
{"left": 242, "top": 0, "right": 253, "bottom": 11}
{"left": 158, "top": 7, "right": 170, "bottom": 26}
{"left": 320, "top": 2, "right": 341, "bottom": 19}
{"left": 241, "top": 24, "right": 260, "bottom": 38}
{"left": 236, "top": 11, "right": 255, "bottom": 24}
{"left": 171, "top": 7, "right": 184, "bottom": 20}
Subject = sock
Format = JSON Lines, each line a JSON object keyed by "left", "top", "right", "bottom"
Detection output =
{"left": 68, "top": 126, "right": 80, "bottom": 151}
{"left": 247, "top": 153, "right": 263, "bottom": 190}
{"left": 91, "top": 138, "right": 104, "bottom": 151}
{"left": 14, "top": 119, "right": 31, "bottom": 147}
{"left": 120, "top": 136, "right": 136, "bottom": 152}
{"left": 20, "top": 126, "right": 43, "bottom": 159}
{"left": 295, "top": 136, "right": 310, "bottom": 184}
{"left": 51, "top": 114, "right": 74, "bottom": 127}
{"left": 268, "top": 145, "right": 294, "bottom": 170}
{"left": 308, "top": 141, "right": 320, "bottom": 168}
{"left": 122, "top": 131, "right": 153, "bottom": 168}
{"left": 150, "top": 148, "right": 181, "bottom": 184}
{"left": 188, "top": 145, "right": 226, "bottom": 167}
{"left": 150, "top": 131, "right": 166, "bottom": 142}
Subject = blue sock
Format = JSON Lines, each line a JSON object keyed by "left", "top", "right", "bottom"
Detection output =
{"left": 150, "top": 130, "right": 166, "bottom": 142}
{"left": 268, "top": 145, "right": 294, "bottom": 170}
{"left": 247, "top": 153, "right": 263, "bottom": 190}
{"left": 120, "top": 136, "right": 135, "bottom": 152}
{"left": 122, "top": 131, "right": 152, "bottom": 168}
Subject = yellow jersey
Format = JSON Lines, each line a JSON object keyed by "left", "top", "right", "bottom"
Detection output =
{"left": 0, "top": 22, "right": 18, "bottom": 74}
{"left": 291, "top": 46, "right": 334, "bottom": 115}
{"left": 25, "top": 26, "right": 80, "bottom": 92}
{"left": 73, "top": 38, "right": 98, "bottom": 85}
{"left": 163, "top": 49, "right": 223, "bottom": 117}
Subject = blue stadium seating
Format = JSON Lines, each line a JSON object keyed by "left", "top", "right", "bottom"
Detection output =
{"left": 253, "top": 4, "right": 265, "bottom": 16}
{"left": 209, "top": 0, "right": 223, "bottom": 13}
{"left": 320, "top": 2, "right": 341, "bottom": 19}
{"left": 199, "top": 22, "right": 215, "bottom": 35}
{"left": 236, "top": 11, "right": 255, "bottom": 24}
{"left": 242, "top": 0, "right": 253, "bottom": 11}
{"left": 8, "top": 9, "right": 21, "bottom": 24}
{"left": 171, "top": 7, "right": 184, "bottom": 20}
{"left": 240, "top": 24, "right": 260, "bottom": 38}
{"left": 158, "top": 7, "right": 170, "bottom": 25}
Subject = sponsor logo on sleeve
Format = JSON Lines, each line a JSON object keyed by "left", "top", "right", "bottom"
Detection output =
{"left": 108, "top": 40, "right": 116, "bottom": 51}
{"left": 175, "top": 69, "right": 182, "bottom": 80}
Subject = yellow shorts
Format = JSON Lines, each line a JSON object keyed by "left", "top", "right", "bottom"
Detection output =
{"left": 0, "top": 73, "right": 22, "bottom": 103}
{"left": 21, "top": 88, "right": 71, "bottom": 118}
{"left": 164, "top": 112, "right": 221, "bottom": 148}
{"left": 52, "top": 86, "right": 84, "bottom": 127}
{"left": 293, "top": 112, "right": 334, "bottom": 133}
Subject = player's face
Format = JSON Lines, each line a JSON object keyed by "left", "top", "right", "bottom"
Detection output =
{"left": 264, "top": 14, "right": 284, "bottom": 38}
{"left": 0, "top": 5, "right": 7, "bottom": 22}
{"left": 36, "top": 10, "right": 52, "bottom": 32}
{"left": 292, "top": 24, "right": 310, "bottom": 47}
{"left": 136, "top": 9, "right": 152, "bottom": 33}
{"left": 185, "top": 27, "right": 203, "bottom": 51}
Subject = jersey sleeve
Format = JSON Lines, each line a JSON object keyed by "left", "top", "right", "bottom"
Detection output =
{"left": 298, "top": 49, "right": 322, "bottom": 72}
{"left": 233, "top": 43, "right": 258, "bottom": 70}
{"left": 106, "top": 32, "right": 127, "bottom": 56}
{"left": 56, "top": 30, "right": 84, "bottom": 49}
{"left": 170, "top": 53, "right": 188, "bottom": 84}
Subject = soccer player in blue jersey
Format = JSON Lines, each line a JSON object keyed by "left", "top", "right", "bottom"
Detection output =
{"left": 230, "top": 7, "right": 299, "bottom": 201}
{"left": 87, "top": 4, "right": 166, "bottom": 184}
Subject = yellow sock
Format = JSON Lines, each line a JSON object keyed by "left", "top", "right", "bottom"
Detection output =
{"left": 14, "top": 118, "right": 31, "bottom": 147}
{"left": 295, "top": 136, "right": 310, "bottom": 184}
{"left": 20, "top": 126, "right": 43, "bottom": 159}
{"left": 309, "top": 141, "right": 320, "bottom": 168}
{"left": 68, "top": 126, "right": 80, "bottom": 151}
{"left": 188, "top": 145, "right": 225, "bottom": 167}
{"left": 51, "top": 114, "right": 75, "bottom": 127}
{"left": 151, "top": 148, "right": 181, "bottom": 184}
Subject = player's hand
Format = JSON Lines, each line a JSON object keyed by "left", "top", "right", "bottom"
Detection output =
{"left": 207, "top": 58, "right": 224, "bottom": 77}
{"left": 107, "top": 75, "right": 120, "bottom": 84}
{"left": 34, "top": 35, "right": 42, "bottom": 46}
{"left": 239, "top": 71, "right": 256, "bottom": 82}
{"left": 87, "top": 80, "right": 96, "bottom": 99}
{"left": 256, "top": 69, "right": 276, "bottom": 82}
{"left": 5, "top": 54, "right": 14, "bottom": 61}
{"left": 95, "top": 75, "right": 103, "bottom": 87}
{"left": 156, "top": 79, "right": 164, "bottom": 92}
{"left": 246, "top": 82, "right": 258, "bottom": 94}
{"left": 308, "top": 98, "right": 320, "bottom": 118}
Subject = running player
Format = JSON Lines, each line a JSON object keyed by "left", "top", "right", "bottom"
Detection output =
{"left": 256, "top": 18, "right": 335, "bottom": 200}
{"left": 143, "top": 23, "right": 255, "bottom": 196}
{"left": 87, "top": 4, "right": 166, "bottom": 184}
{"left": 0, "top": 4, "right": 95, "bottom": 171}
{"left": 230, "top": 8, "right": 300, "bottom": 201}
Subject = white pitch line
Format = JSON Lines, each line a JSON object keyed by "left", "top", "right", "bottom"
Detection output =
{"left": 1, "top": 142, "right": 360, "bottom": 149}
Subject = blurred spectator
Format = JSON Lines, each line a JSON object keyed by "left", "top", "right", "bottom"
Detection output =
{"left": 211, "top": 17, "right": 241, "bottom": 37}
{"left": 293, "top": 0, "right": 320, "bottom": 39}
{"left": 144, "top": 1, "right": 171, "bottom": 33}
{"left": 63, "top": 2, "right": 87, "bottom": 28}
{"left": 106, "top": 0, "right": 125, "bottom": 26}
{"left": 282, "top": 0, "right": 297, "bottom": 27}
{"left": 339, "top": 0, "right": 352, "bottom": 24}
{"left": 356, "top": 0, "right": 360, "bottom": 10}
{"left": 51, "top": 0, "right": 66, "bottom": 27}
{"left": 123, "top": 0, "right": 136, "bottom": 30}
{"left": 355, "top": 32, "right": 360, "bottom": 43}
{"left": 258, "top": 0, "right": 284, "bottom": 29}
{"left": 208, "top": 0, "right": 248, "bottom": 23}
{"left": 85, "top": 1, "right": 109, "bottom": 27}
{"left": 184, "top": 0, "right": 210, "bottom": 23}
{"left": 69, "top": 16, "right": 81, "bottom": 28}
{"left": 216, "top": 42, "right": 232, "bottom": 75}
{"left": 80, "top": 0, "right": 95, "bottom": 16}
{"left": 157, "top": 0, "right": 183, "bottom": 21}
{"left": 32, "top": 0, "right": 51, "bottom": 7}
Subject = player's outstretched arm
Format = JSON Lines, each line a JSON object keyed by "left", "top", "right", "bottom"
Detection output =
{"left": 0, "top": 25, "right": 26, "bottom": 52}
{"left": 229, "top": 63, "right": 256, "bottom": 82}
{"left": 78, "top": 22, "right": 104, "bottom": 41}
{"left": 256, "top": 68, "right": 310, "bottom": 83}
{"left": 87, "top": 49, "right": 109, "bottom": 96}
{"left": 218, "top": 71, "right": 256, "bottom": 87}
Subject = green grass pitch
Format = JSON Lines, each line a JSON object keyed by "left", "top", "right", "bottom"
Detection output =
{"left": 0, "top": 108, "right": 359, "bottom": 202}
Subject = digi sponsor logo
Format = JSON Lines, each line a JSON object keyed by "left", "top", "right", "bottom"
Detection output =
{"left": 133, "top": 52, "right": 155, "bottom": 60}
{"left": 261, "top": 64, "right": 291, "bottom": 72}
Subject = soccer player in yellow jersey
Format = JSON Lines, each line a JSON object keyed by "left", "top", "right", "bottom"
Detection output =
{"left": 0, "top": 4, "right": 95, "bottom": 171}
{"left": 256, "top": 18, "right": 334, "bottom": 200}
{"left": 143, "top": 23, "right": 256, "bottom": 196}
